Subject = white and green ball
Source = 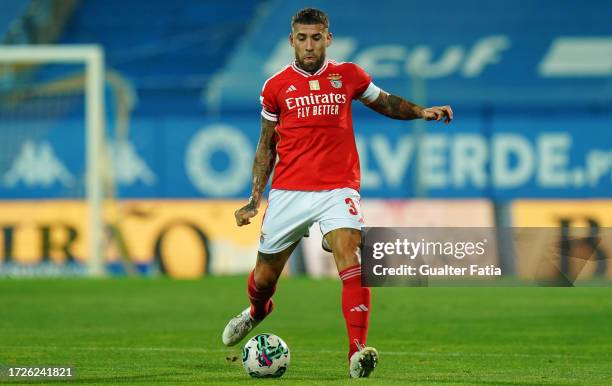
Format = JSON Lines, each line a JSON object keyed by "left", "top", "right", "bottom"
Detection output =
{"left": 242, "top": 333, "right": 290, "bottom": 378}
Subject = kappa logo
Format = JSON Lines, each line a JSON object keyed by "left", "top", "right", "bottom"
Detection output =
{"left": 350, "top": 304, "right": 369, "bottom": 312}
{"left": 3, "top": 140, "right": 75, "bottom": 188}
{"left": 108, "top": 140, "right": 157, "bottom": 186}
{"left": 327, "top": 73, "right": 343, "bottom": 88}
{"left": 286, "top": 85, "right": 297, "bottom": 93}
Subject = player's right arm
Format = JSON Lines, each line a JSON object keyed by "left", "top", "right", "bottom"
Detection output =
{"left": 234, "top": 116, "right": 277, "bottom": 226}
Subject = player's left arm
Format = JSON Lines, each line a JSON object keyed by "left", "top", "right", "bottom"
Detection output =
{"left": 362, "top": 89, "right": 453, "bottom": 123}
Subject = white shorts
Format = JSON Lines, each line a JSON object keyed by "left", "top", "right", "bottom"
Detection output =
{"left": 259, "top": 188, "right": 364, "bottom": 254}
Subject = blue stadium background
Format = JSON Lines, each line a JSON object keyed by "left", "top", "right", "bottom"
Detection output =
{"left": 1, "top": 0, "right": 610, "bottom": 201}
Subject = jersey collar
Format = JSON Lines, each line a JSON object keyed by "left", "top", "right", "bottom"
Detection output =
{"left": 290, "top": 59, "right": 329, "bottom": 77}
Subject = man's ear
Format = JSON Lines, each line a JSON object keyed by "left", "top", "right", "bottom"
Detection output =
{"left": 326, "top": 31, "right": 333, "bottom": 47}
{"left": 288, "top": 32, "right": 294, "bottom": 47}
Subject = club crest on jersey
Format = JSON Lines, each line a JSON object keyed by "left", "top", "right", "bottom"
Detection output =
{"left": 309, "top": 80, "right": 320, "bottom": 90}
{"left": 327, "top": 73, "right": 343, "bottom": 89}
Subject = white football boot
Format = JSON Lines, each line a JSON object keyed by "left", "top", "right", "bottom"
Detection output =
{"left": 221, "top": 306, "right": 261, "bottom": 346}
{"left": 349, "top": 342, "right": 378, "bottom": 378}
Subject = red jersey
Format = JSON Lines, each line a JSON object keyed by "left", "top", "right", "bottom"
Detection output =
{"left": 260, "top": 59, "right": 374, "bottom": 191}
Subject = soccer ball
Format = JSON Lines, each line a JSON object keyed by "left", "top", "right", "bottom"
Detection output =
{"left": 241, "top": 333, "right": 290, "bottom": 378}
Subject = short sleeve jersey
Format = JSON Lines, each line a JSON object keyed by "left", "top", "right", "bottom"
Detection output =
{"left": 260, "top": 59, "right": 374, "bottom": 191}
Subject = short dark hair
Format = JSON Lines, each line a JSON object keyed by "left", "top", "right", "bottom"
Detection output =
{"left": 291, "top": 8, "right": 329, "bottom": 29}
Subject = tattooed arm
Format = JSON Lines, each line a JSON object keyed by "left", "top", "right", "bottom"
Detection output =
{"left": 362, "top": 90, "right": 453, "bottom": 123}
{"left": 234, "top": 116, "right": 277, "bottom": 226}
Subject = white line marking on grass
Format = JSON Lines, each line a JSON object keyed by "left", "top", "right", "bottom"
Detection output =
{"left": 362, "top": 351, "right": 608, "bottom": 359}
{"left": 1, "top": 346, "right": 609, "bottom": 360}
{"left": 317, "top": 350, "right": 611, "bottom": 359}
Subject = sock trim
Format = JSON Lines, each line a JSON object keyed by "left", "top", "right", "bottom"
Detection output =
{"left": 340, "top": 265, "right": 361, "bottom": 281}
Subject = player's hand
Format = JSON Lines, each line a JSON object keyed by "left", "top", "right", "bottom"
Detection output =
{"left": 234, "top": 202, "right": 258, "bottom": 226}
{"left": 421, "top": 105, "right": 453, "bottom": 124}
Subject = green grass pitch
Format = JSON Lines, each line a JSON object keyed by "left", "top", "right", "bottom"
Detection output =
{"left": 1, "top": 277, "right": 611, "bottom": 385}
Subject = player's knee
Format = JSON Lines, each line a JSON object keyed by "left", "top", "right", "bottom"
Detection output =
{"left": 254, "top": 258, "right": 281, "bottom": 289}
{"left": 253, "top": 270, "right": 277, "bottom": 289}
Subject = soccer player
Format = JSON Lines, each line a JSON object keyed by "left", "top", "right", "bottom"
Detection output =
{"left": 222, "top": 8, "right": 453, "bottom": 378}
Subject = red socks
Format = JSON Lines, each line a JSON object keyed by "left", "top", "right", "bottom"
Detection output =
{"left": 247, "top": 270, "right": 275, "bottom": 320}
{"left": 247, "top": 266, "right": 370, "bottom": 361}
{"left": 339, "top": 265, "right": 371, "bottom": 359}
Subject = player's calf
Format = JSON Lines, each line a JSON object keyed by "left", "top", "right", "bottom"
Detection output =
{"left": 339, "top": 264, "right": 371, "bottom": 359}
{"left": 248, "top": 269, "right": 276, "bottom": 320}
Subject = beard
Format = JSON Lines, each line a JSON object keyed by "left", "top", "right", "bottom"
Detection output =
{"left": 295, "top": 54, "right": 326, "bottom": 73}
